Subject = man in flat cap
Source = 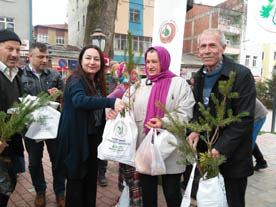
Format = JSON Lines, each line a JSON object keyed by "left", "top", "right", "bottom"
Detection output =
{"left": 0, "top": 29, "right": 25, "bottom": 206}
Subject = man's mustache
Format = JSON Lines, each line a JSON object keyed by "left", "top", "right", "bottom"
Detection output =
{"left": 8, "top": 57, "right": 17, "bottom": 61}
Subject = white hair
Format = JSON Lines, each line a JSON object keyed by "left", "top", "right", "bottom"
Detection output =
{"left": 198, "top": 29, "right": 227, "bottom": 47}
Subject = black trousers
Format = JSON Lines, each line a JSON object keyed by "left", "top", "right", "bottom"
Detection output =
{"left": 252, "top": 143, "right": 265, "bottom": 162}
{"left": 224, "top": 177, "right": 247, "bottom": 207}
{"left": 65, "top": 134, "right": 98, "bottom": 207}
{"left": 97, "top": 159, "right": 107, "bottom": 176}
{"left": 139, "top": 173, "right": 182, "bottom": 207}
{"left": 0, "top": 194, "right": 9, "bottom": 207}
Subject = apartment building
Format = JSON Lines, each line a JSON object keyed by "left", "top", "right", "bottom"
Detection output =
{"left": 33, "top": 24, "right": 79, "bottom": 73}
{"left": 262, "top": 43, "right": 276, "bottom": 80}
{"left": 0, "top": 0, "right": 32, "bottom": 65}
{"left": 113, "top": 0, "right": 154, "bottom": 65}
{"left": 67, "top": 0, "right": 89, "bottom": 47}
{"left": 33, "top": 24, "right": 68, "bottom": 46}
{"left": 184, "top": 0, "right": 244, "bottom": 62}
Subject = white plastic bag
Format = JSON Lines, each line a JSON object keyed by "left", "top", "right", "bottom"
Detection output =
{"left": 7, "top": 95, "right": 60, "bottom": 141}
{"left": 135, "top": 128, "right": 166, "bottom": 175}
{"left": 181, "top": 163, "right": 228, "bottom": 207}
{"left": 98, "top": 111, "right": 138, "bottom": 167}
{"left": 197, "top": 172, "right": 228, "bottom": 207}
{"left": 25, "top": 105, "right": 60, "bottom": 140}
{"left": 155, "top": 129, "right": 178, "bottom": 160}
{"left": 117, "top": 181, "right": 130, "bottom": 207}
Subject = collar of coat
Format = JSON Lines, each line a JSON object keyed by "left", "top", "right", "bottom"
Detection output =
{"left": 24, "top": 64, "right": 51, "bottom": 76}
{"left": 200, "top": 55, "right": 235, "bottom": 80}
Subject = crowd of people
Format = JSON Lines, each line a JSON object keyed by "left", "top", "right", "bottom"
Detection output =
{"left": 0, "top": 28, "right": 268, "bottom": 207}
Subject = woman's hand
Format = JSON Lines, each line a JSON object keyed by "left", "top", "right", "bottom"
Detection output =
{"left": 106, "top": 109, "right": 118, "bottom": 120}
{"left": 187, "top": 132, "right": 199, "bottom": 150}
{"left": 114, "top": 98, "right": 125, "bottom": 113}
{"left": 145, "top": 118, "right": 163, "bottom": 129}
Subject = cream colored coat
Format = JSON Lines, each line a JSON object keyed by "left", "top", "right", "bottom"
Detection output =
{"left": 122, "top": 77, "right": 195, "bottom": 174}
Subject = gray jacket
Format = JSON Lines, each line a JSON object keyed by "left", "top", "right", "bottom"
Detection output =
{"left": 123, "top": 77, "right": 195, "bottom": 174}
{"left": 21, "top": 64, "right": 64, "bottom": 96}
{"left": 255, "top": 99, "right": 268, "bottom": 121}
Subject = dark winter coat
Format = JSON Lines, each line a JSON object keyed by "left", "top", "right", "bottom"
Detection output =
{"left": 0, "top": 69, "right": 24, "bottom": 158}
{"left": 55, "top": 75, "right": 116, "bottom": 179}
{"left": 193, "top": 56, "right": 256, "bottom": 178}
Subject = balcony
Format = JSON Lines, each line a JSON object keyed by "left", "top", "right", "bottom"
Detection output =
{"left": 218, "top": 24, "right": 241, "bottom": 35}
{"left": 225, "top": 46, "right": 240, "bottom": 55}
{"left": 218, "top": 8, "right": 243, "bottom": 35}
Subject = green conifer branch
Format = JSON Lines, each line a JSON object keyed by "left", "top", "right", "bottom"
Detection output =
{"left": 122, "top": 31, "right": 143, "bottom": 113}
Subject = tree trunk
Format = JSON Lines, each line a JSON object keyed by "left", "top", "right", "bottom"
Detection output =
{"left": 84, "top": 0, "right": 119, "bottom": 59}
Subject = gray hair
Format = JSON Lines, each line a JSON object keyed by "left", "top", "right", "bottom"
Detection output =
{"left": 197, "top": 29, "right": 227, "bottom": 47}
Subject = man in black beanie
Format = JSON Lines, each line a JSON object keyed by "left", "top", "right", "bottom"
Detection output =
{"left": 0, "top": 29, "right": 24, "bottom": 207}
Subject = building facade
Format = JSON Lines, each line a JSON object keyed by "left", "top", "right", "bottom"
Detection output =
{"left": 67, "top": 0, "right": 89, "bottom": 47}
{"left": 33, "top": 24, "right": 69, "bottom": 46}
{"left": 0, "top": 0, "right": 32, "bottom": 65}
{"left": 262, "top": 43, "right": 276, "bottom": 80}
{"left": 183, "top": 0, "right": 244, "bottom": 62}
{"left": 33, "top": 24, "right": 79, "bottom": 77}
{"left": 0, "top": 0, "right": 32, "bottom": 40}
{"left": 113, "top": 0, "right": 154, "bottom": 65}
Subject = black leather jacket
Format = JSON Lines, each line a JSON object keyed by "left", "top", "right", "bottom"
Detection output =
{"left": 21, "top": 64, "right": 64, "bottom": 96}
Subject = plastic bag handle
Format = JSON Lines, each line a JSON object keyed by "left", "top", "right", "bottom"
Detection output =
{"left": 181, "top": 163, "right": 197, "bottom": 207}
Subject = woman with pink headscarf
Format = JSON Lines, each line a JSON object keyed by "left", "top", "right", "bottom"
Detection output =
{"left": 108, "top": 46, "right": 195, "bottom": 207}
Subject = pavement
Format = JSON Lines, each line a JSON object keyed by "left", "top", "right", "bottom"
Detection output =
{"left": 7, "top": 111, "right": 276, "bottom": 207}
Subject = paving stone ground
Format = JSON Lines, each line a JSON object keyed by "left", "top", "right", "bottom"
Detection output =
{"left": 8, "top": 111, "right": 276, "bottom": 207}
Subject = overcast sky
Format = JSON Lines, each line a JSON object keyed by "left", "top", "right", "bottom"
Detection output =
{"left": 32, "top": 0, "right": 226, "bottom": 26}
{"left": 32, "top": 0, "right": 68, "bottom": 26}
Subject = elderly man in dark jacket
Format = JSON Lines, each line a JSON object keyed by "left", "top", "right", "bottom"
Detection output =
{"left": 0, "top": 29, "right": 25, "bottom": 207}
{"left": 188, "top": 29, "right": 256, "bottom": 207}
{"left": 21, "top": 42, "right": 65, "bottom": 207}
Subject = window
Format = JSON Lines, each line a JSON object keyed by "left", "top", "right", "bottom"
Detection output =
{"left": 245, "top": 55, "right": 250, "bottom": 66}
{"left": 274, "top": 51, "right": 276, "bottom": 60}
{"left": 262, "top": 52, "right": 264, "bottom": 60}
{"left": 56, "top": 36, "right": 64, "bottom": 45}
{"left": 78, "top": 21, "right": 80, "bottom": 31}
{"left": 114, "top": 34, "right": 127, "bottom": 51}
{"left": 129, "top": 9, "right": 140, "bottom": 23}
{"left": 83, "top": 15, "right": 85, "bottom": 27}
{"left": 143, "top": 37, "right": 152, "bottom": 50}
{"left": 37, "top": 33, "right": 48, "bottom": 43}
{"left": 114, "top": 34, "right": 152, "bottom": 53}
{"left": 133, "top": 36, "right": 138, "bottom": 52}
{"left": 253, "top": 56, "right": 257, "bottom": 67}
{"left": 0, "top": 17, "right": 14, "bottom": 31}
{"left": 76, "top": 0, "right": 79, "bottom": 9}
